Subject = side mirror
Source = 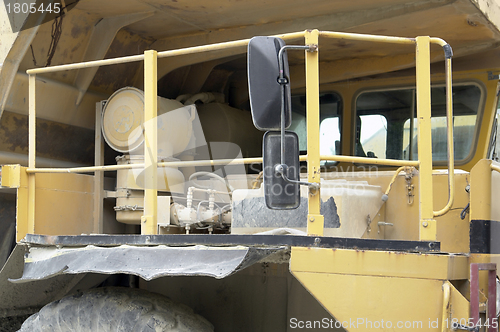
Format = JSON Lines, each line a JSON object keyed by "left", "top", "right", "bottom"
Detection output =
{"left": 248, "top": 37, "right": 316, "bottom": 210}
{"left": 247, "top": 36, "right": 291, "bottom": 131}
{"left": 263, "top": 131, "right": 300, "bottom": 209}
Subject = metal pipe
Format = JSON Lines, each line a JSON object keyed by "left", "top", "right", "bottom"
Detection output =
{"left": 26, "top": 32, "right": 305, "bottom": 75}
{"left": 27, "top": 154, "right": 418, "bottom": 174}
{"left": 26, "top": 157, "right": 266, "bottom": 174}
{"left": 384, "top": 166, "right": 407, "bottom": 197}
{"left": 441, "top": 282, "right": 451, "bottom": 332}
{"left": 278, "top": 45, "right": 311, "bottom": 166}
{"left": 320, "top": 155, "right": 419, "bottom": 167}
{"left": 28, "top": 74, "right": 36, "bottom": 237}
{"left": 491, "top": 164, "right": 500, "bottom": 173}
{"left": 430, "top": 37, "right": 448, "bottom": 47}
{"left": 433, "top": 57, "right": 455, "bottom": 217}
{"left": 26, "top": 54, "right": 145, "bottom": 74}
{"left": 320, "top": 31, "right": 415, "bottom": 45}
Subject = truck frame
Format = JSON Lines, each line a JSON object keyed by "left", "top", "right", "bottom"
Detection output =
{"left": 1, "top": 1, "right": 500, "bottom": 331}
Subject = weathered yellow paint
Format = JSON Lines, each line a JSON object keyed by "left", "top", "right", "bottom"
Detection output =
{"left": 415, "top": 36, "right": 436, "bottom": 241}
{"left": 1, "top": 164, "right": 21, "bottom": 188}
{"left": 292, "top": 271, "right": 467, "bottom": 331}
{"left": 290, "top": 247, "right": 468, "bottom": 280}
{"left": 290, "top": 247, "right": 470, "bottom": 331}
{"left": 34, "top": 173, "right": 94, "bottom": 236}
{"left": 142, "top": 50, "right": 158, "bottom": 235}
{"left": 28, "top": 74, "right": 36, "bottom": 238}
{"left": 470, "top": 159, "right": 493, "bottom": 221}
{"left": 305, "top": 29, "right": 324, "bottom": 236}
{"left": 4, "top": 166, "right": 96, "bottom": 240}
{"left": 2, "top": 166, "right": 30, "bottom": 241}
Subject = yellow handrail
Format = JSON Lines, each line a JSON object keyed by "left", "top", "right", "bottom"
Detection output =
{"left": 25, "top": 29, "right": 454, "bottom": 239}
{"left": 491, "top": 164, "right": 500, "bottom": 173}
{"left": 433, "top": 55, "right": 455, "bottom": 217}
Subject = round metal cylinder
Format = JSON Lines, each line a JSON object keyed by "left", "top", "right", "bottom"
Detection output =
{"left": 102, "top": 87, "right": 194, "bottom": 156}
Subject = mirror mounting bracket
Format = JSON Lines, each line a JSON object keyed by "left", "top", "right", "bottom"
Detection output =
{"left": 277, "top": 44, "right": 321, "bottom": 193}
{"left": 274, "top": 164, "right": 320, "bottom": 194}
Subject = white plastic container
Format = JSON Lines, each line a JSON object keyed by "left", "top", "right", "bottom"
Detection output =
{"left": 231, "top": 179, "right": 384, "bottom": 238}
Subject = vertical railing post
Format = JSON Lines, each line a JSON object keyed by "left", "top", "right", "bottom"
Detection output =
{"left": 305, "top": 29, "right": 324, "bottom": 236}
{"left": 93, "top": 101, "right": 105, "bottom": 234}
{"left": 415, "top": 36, "right": 436, "bottom": 241}
{"left": 28, "top": 74, "right": 36, "bottom": 236}
{"left": 142, "top": 50, "right": 158, "bottom": 235}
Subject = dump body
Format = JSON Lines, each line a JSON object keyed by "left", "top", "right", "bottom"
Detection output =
{"left": 1, "top": 1, "right": 500, "bottom": 331}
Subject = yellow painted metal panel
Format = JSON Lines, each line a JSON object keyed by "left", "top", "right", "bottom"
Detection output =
{"left": 1, "top": 164, "right": 21, "bottom": 188}
{"left": 470, "top": 159, "right": 492, "bottom": 221}
{"left": 290, "top": 247, "right": 468, "bottom": 280}
{"left": 142, "top": 50, "right": 158, "bottom": 235}
{"left": 305, "top": 29, "right": 324, "bottom": 236}
{"left": 35, "top": 173, "right": 93, "bottom": 192}
{"left": 15, "top": 166, "right": 29, "bottom": 242}
{"left": 28, "top": 74, "right": 36, "bottom": 238}
{"left": 34, "top": 173, "right": 94, "bottom": 236}
{"left": 416, "top": 36, "right": 436, "bottom": 241}
{"left": 292, "top": 271, "right": 468, "bottom": 331}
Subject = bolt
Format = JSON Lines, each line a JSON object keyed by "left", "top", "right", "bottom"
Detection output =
{"left": 422, "top": 221, "right": 428, "bottom": 227}
{"left": 309, "top": 216, "right": 315, "bottom": 222}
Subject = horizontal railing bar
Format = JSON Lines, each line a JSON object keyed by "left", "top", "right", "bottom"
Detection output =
{"left": 26, "top": 154, "right": 417, "bottom": 174}
{"left": 320, "top": 31, "right": 415, "bottom": 45}
{"left": 320, "top": 155, "right": 420, "bottom": 166}
{"left": 26, "top": 31, "right": 306, "bottom": 75}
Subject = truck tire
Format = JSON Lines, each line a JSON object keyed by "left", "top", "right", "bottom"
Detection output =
{"left": 17, "top": 287, "right": 214, "bottom": 332}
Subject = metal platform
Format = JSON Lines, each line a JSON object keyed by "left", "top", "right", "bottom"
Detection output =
{"left": 24, "top": 234, "right": 440, "bottom": 252}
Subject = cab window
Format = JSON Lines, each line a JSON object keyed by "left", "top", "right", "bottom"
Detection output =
{"left": 289, "top": 92, "right": 342, "bottom": 157}
{"left": 355, "top": 84, "right": 482, "bottom": 162}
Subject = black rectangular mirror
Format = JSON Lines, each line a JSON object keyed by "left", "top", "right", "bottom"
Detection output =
{"left": 263, "top": 131, "right": 300, "bottom": 209}
{"left": 247, "top": 36, "right": 291, "bottom": 131}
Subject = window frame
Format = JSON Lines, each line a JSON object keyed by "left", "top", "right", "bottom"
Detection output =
{"left": 289, "top": 91, "right": 343, "bottom": 165}
{"left": 352, "top": 80, "right": 486, "bottom": 166}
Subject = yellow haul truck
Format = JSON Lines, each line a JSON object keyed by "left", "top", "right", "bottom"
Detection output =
{"left": 1, "top": 0, "right": 500, "bottom": 331}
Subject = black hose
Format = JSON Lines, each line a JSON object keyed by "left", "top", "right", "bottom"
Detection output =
{"left": 460, "top": 203, "right": 470, "bottom": 220}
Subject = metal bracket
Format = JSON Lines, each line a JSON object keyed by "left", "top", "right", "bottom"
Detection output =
{"left": 470, "top": 263, "right": 497, "bottom": 332}
{"left": 114, "top": 204, "right": 144, "bottom": 211}
{"left": 274, "top": 164, "right": 320, "bottom": 192}
{"left": 452, "top": 323, "right": 479, "bottom": 332}
{"left": 488, "top": 71, "right": 500, "bottom": 81}
{"left": 405, "top": 169, "right": 415, "bottom": 205}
